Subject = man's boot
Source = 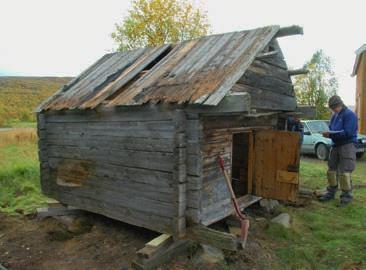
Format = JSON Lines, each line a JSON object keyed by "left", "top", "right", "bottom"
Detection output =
{"left": 319, "top": 170, "right": 337, "bottom": 202}
{"left": 339, "top": 172, "right": 353, "bottom": 206}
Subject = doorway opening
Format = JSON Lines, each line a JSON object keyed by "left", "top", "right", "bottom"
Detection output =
{"left": 231, "top": 132, "right": 251, "bottom": 197}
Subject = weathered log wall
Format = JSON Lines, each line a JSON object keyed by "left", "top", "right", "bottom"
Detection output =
{"left": 38, "top": 106, "right": 201, "bottom": 234}
{"left": 231, "top": 39, "right": 297, "bottom": 111}
{"left": 199, "top": 114, "right": 278, "bottom": 226}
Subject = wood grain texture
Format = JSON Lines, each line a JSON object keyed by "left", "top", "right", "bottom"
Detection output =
{"left": 253, "top": 130, "right": 300, "bottom": 202}
{"left": 186, "top": 225, "right": 244, "bottom": 251}
{"left": 39, "top": 108, "right": 181, "bottom": 234}
{"left": 172, "top": 110, "right": 187, "bottom": 237}
{"left": 199, "top": 115, "right": 278, "bottom": 225}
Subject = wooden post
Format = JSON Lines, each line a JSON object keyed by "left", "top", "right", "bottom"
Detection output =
{"left": 173, "top": 110, "right": 187, "bottom": 238}
{"left": 37, "top": 112, "right": 51, "bottom": 194}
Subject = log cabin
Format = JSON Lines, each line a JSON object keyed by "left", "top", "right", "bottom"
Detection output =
{"left": 36, "top": 25, "right": 305, "bottom": 239}
{"left": 352, "top": 44, "right": 366, "bottom": 135}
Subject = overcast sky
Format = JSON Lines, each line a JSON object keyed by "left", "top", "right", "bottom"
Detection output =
{"left": 1, "top": 0, "right": 365, "bottom": 105}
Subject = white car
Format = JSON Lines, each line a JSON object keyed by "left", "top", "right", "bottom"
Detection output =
{"left": 301, "top": 120, "right": 366, "bottom": 160}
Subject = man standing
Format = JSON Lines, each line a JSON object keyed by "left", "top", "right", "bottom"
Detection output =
{"left": 319, "top": 95, "right": 358, "bottom": 206}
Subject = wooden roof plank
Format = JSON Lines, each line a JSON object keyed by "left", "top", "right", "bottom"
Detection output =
{"left": 80, "top": 45, "right": 172, "bottom": 109}
{"left": 202, "top": 26, "right": 280, "bottom": 105}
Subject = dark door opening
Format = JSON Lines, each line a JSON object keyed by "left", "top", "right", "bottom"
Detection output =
{"left": 231, "top": 132, "right": 251, "bottom": 197}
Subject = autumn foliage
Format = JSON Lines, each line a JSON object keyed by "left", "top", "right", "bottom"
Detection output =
{"left": 112, "top": 0, "right": 210, "bottom": 51}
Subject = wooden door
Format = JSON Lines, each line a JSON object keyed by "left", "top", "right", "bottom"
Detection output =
{"left": 253, "top": 130, "right": 300, "bottom": 202}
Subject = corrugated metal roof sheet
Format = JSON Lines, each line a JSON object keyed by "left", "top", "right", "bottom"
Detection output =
{"left": 39, "top": 25, "right": 281, "bottom": 111}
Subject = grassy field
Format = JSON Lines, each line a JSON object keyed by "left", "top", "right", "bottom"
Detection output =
{"left": 0, "top": 76, "right": 71, "bottom": 127}
{"left": 0, "top": 129, "right": 48, "bottom": 214}
{"left": 268, "top": 157, "right": 366, "bottom": 270}
{"left": 4, "top": 121, "right": 37, "bottom": 128}
{"left": 0, "top": 131, "right": 365, "bottom": 269}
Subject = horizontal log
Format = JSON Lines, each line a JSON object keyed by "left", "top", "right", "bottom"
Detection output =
{"left": 46, "top": 144, "right": 200, "bottom": 178}
{"left": 288, "top": 69, "right": 309, "bottom": 76}
{"left": 46, "top": 136, "right": 174, "bottom": 153}
{"left": 275, "top": 25, "right": 303, "bottom": 38}
{"left": 186, "top": 225, "right": 244, "bottom": 251}
{"left": 44, "top": 105, "right": 175, "bottom": 123}
{"left": 239, "top": 70, "right": 294, "bottom": 96}
{"left": 185, "top": 93, "right": 251, "bottom": 114}
{"left": 78, "top": 175, "right": 174, "bottom": 203}
{"left": 256, "top": 51, "right": 278, "bottom": 59}
{"left": 260, "top": 56, "right": 287, "bottom": 70}
{"left": 46, "top": 120, "right": 175, "bottom": 139}
{"left": 47, "top": 191, "right": 173, "bottom": 234}
{"left": 232, "top": 83, "right": 297, "bottom": 111}
{"left": 201, "top": 178, "right": 230, "bottom": 208}
{"left": 249, "top": 59, "right": 291, "bottom": 82}
{"left": 47, "top": 181, "right": 176, "bottom": 218}
{"left": 48, "top": 157, "right": 173, "bottom": 188}
{"left": 203, "top": 152, "right": 231, "bottom": 172}
{"left": 201, "top": 114, "right": 277, "bottom": 130}
{"left": 47, "top": 145, "right": 174, "bottom": 172}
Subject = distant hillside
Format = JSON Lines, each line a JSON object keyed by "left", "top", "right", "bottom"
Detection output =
{"left": 0, "top": 77, "right": 72, "bottom": 126}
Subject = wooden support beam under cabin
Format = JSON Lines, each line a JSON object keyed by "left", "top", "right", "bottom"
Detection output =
{"left": 186, "top": 225, "right": 245, "bottom": 251}
{"left": 132, "top": 237, "right": 188, "bottom": 270}
{"left": 256, "top": 51, "right": 278, "bottom": 59}
{"left": 288, "top": 69, "right": 309, "bottom": 76}
{"left": 275, "top": 25, "right": 303, "bottom": 38}
{"left": 136, "top": 234, "right": 173, "bottom": 260}
{"left": 37, "top": 203, "right": 82, "bottom": 219}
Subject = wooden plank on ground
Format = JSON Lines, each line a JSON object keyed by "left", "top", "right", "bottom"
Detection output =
{"left": 37, "top": 205, "right": 82, "bottom": 219}
{"left": 186, "top": 225, "right": 244, "bottom": 251}
{"left": 132, "top": 240, "right": 188, "bottom": 270}
{"left": 146, "top": 234, "right": 172, "bottom": 248}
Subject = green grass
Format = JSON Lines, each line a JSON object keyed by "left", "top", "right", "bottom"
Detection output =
{"left": 267, "top": 158, "right": 366, "bottom": 270}
{"left": 0, "top": 140, "right": 48, "bottom": 214}
{"left": 3, "top": 121, "right": 37, "bottom": 128}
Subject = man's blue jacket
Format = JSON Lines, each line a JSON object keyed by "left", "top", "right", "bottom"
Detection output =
{"left": 329, "top": 107, "right": 358, "bottom": 146}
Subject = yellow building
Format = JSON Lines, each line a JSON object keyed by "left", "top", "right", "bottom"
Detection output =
{"left": 352, "top": 45, "right": 366, "bottom": 134}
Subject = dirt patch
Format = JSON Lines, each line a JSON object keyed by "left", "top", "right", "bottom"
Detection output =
{"left": 0, "top": 212, "right": 277, "bottom": 270}
{"left": 0, "top": 212, "right": 155, "bottom": 270}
